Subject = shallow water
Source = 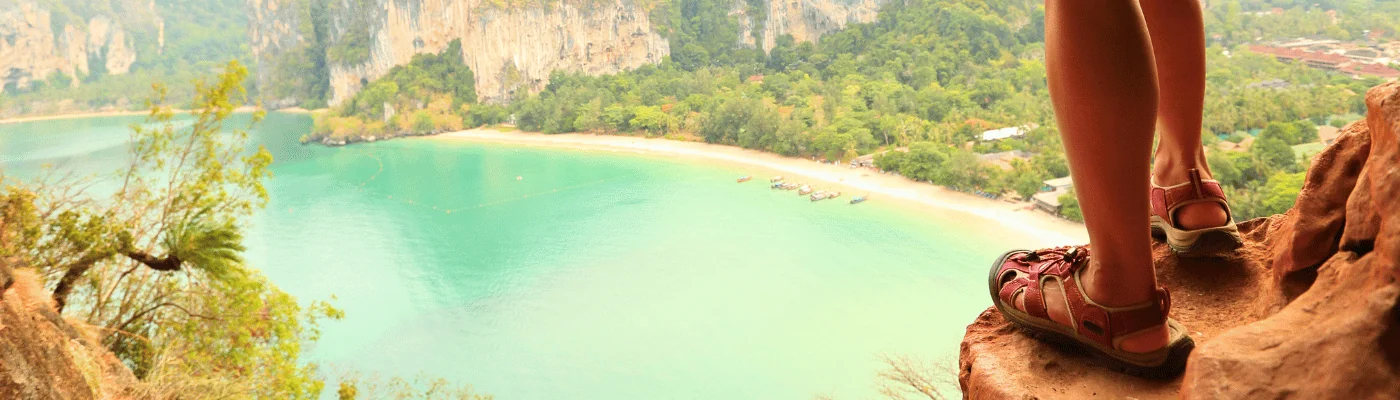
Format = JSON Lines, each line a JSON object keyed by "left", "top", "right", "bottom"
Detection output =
{"left": 1, "top": 113, "right": 1040, "bottom": 399}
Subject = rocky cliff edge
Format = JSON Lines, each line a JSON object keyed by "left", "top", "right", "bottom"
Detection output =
{"left": 958, "top": 81, "right": 1400, "bottom": 399}
{"left": 0, "top": 262, "right": 138, "bottom": 398}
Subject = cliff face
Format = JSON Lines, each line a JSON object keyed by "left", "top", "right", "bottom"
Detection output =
{"left": 0, "top": 0, "right": 158, "bottom": 93}
{"left": 0, "top": 264, "right": 138, "bottom": 398}
{"left": 248, "top": 0, "right": 886, "bottom": 105}
{"left": 331, "top": 0, "right": 668, "bottom": 105}
{"left": 958, "top": 82, "right": 1400, "bottom": 399}
{"left": 738, "top": 0, "right": 886, "bottom": 52}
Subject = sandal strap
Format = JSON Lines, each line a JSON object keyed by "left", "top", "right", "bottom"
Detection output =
{"left": 1151, "top": 168, "right": 1232, "bottom": 226}
{"left": 996, "top": 246, "right": 1171, "bottom": 349}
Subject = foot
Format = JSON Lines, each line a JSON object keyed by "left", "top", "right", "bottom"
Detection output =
{"left": 1006, "top": 259, "right": 1169, "bottom": 353}
{"left": 1152, "top": 153, "right": 1229, "bottom": 230}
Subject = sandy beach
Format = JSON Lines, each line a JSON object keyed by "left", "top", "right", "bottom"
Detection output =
{"left": 0, "top": 106, "right": 267, "bottom": 125}
{"left": 436, "top": 129, "right": 1089, "bottom": 245}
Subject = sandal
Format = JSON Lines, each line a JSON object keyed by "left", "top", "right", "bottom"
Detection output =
{"left": 1150, "top": 168, "right": 1243, "bottom": 256}
{"left": 988, "top": 246, "right": 1194, "bottom": 378}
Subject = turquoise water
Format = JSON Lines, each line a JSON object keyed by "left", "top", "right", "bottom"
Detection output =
{"left": 1, "top": 113, "right": 1037, "bottom": 399}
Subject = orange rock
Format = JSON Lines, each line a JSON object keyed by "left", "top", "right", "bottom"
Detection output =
{"left": 960, "top": 81, "right": 1400, "bottom": 399}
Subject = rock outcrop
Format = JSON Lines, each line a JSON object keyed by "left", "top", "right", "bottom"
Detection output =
{"left": 0, "top": 264, "right": 138, "bottom": 398}
{"left": 0, "top": 0, "right": 158, "bottom": 93}
{"left": 959, "top": 82, "right": 1400, "bottom": 398}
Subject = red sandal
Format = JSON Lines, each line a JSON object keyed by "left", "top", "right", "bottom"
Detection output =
{"left": 988, "top": 246, "right": 1194, "bottom": 378}
{"left": 1150, "top": 168, "right": 1243, "bottom": 256}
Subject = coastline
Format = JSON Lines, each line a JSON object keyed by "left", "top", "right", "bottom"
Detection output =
{"left": 0, "top": 106, "right": 272, "bottom": 125}
{"left": 433, "top": 129, "right": 1089, "bottom": 245}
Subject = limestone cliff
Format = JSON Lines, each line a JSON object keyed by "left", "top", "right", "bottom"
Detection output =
{"left": 248, "top": 0, "right": 887, "bottom": 106}
{"left": 331, "top": 0, "right": 668, "bottom": 105}
{"left": 0, "top": 0, "right": 159, "bottom": 93}
{"left": 737, "top": 0, "right": 887, "bottom": 52}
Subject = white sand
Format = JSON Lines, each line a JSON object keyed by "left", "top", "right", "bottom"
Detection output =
{"left": 435, "top": 129, "right": 1089, "bottom": 245}
{"left": 0, "top": 106, "right": 265, "bottom": 125}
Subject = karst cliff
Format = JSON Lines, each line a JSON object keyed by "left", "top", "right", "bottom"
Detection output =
{"left": 247, "top": 0, "right": 888, "bottom": 106}
{"left": 0, "top": 0, "right": 160, "bottom": 94}
{"left": 959, "top": 82, "right": 1400, "bottom": 399}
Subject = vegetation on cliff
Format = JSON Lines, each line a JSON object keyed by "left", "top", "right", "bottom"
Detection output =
{"left": 309, "top": 40, "right": 483, "bottom": 144}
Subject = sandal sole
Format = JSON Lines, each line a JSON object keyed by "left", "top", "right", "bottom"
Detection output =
{"left": 1150, "top": 216, "right": 1243, "bottom": 258}
{"left": 986, "top": 250, "right": 1195, "bottom": 379}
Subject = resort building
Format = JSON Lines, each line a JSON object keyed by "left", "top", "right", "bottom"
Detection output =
{"left": 1250, "top": 45, "right": 1400, "bottom": 80}
{"left": 1042, "top": 176, "right": 1074, "bottom": 193}
{"left": 1032, "top": 176, "right": 1074, "bottom": 215}
{"left": 979, "top": 124, "right": 1038, "bottom": 141}
{"left": 1032, "top": 190, "right": 1066, "bottom": 215}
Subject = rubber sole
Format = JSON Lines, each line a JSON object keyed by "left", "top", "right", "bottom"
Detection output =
{"left": 987, "top": 250, "right": 1195, "bottom": 379}
{"left": 1150, "top": 215, "right": 1243, "bottom": 257}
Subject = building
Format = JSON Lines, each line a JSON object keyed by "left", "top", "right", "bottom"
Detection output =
{"left": 1032, "top": 190, "right": 1067, "bottom": 214}
{"left": 1342, "top": 63, "right": 1400, "bottom": 80}
{"left": 850, "top": 154, "right": 876, "bottom": 168}
{"left": 1319, "top": 125, "right": 1342, "bottom": 145}
{"left": 1042, "top": 176, "right": 1074, "bottom": 193}
{"left": 1250, "top": 45, "right": 1351, "bottom": 71}
{"left": 1251, "top": 45, "right": 1400, "bottom": 80}
{"left": 979, "top": 124, "right": 1039, "bottom": 141}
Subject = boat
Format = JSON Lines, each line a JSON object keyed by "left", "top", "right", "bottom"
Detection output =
{"left": 797, "top": 186, "right": 813, "bottom": 195}
{"left": 737, "top": 175, "right": 752, "bottom": 183}
{"left": 771, "top": 182, "right": 785, "bottom": 189}
{"left": 770, "top": 176, "right": 784, "bottom": 182}
{"left": 828, "top": 191, "right": 841, "bottom": 199}
{"left": 781, "top": 182, "right": 799, "bottom": 190}
{"left": 850, "top": 195, "right": 867, "bottom": 204}
{"left": 810, "top": 191, "right": 829, "bottom": 202}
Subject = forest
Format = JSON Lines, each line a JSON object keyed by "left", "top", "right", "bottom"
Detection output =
{"left": 497, "top": 0, "right": 1389, "bottom": 220}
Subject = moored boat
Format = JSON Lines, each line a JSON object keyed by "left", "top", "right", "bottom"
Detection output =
{"left": 850, "top": 195, "right": 867, "bottom": 204}
{"left": 810, "top": 191, "right": 829, "bottom": 201}
{"left": 781, "top": 182, "right": 799, "bottom": 190}
{"left": 738, "top": 176, "right": 752, "bottom": 183}
{"left": 797, "top": 185, "right": 813, "bottom": 195}
{"left": 770, "top": 176, "right": 784, "bottom": 182}
{"left": 828, "top": 192, "right": 841, "bottom": 199}
{"left": 771, "top": 182, "right": 785, "bottom": 189}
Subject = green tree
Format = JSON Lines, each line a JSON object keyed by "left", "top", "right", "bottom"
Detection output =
{"left": 1058, "top": 190, "right": 1084, "bottom": 222}
{"left": 4, "top": 62, "right": 340, "bottom": 396}
{"left": 1258, "top": 171, "right": 1307, "bottom": 217}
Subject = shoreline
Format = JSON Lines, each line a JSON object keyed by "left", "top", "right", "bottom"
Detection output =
{"left": 433, "top": 129, "right": 1089, "bottom": 245}
{"left": 0, "top": 106, "right": 286, "bottom": 125}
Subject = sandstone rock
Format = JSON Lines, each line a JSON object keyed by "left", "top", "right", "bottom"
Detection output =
{"left": 1268, "top": 121, "right": 1370, "bottom": 282}
{"left": 960, "top": 81, "right": 1400, "bottom": 399}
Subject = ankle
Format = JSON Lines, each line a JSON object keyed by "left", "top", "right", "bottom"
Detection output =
{"left": 1080, "top": 259, "right": 1158, "bottom": 308}
{"left": 1152, "top": 146, "right": 1207, "bottom": 183}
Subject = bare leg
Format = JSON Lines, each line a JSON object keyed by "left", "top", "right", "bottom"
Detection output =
{"left": 1008, "top": 0, "right": 1167, "bottom": 353}
{"left": 1142, "top": 0, "right": 1229, "bottom": 229}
